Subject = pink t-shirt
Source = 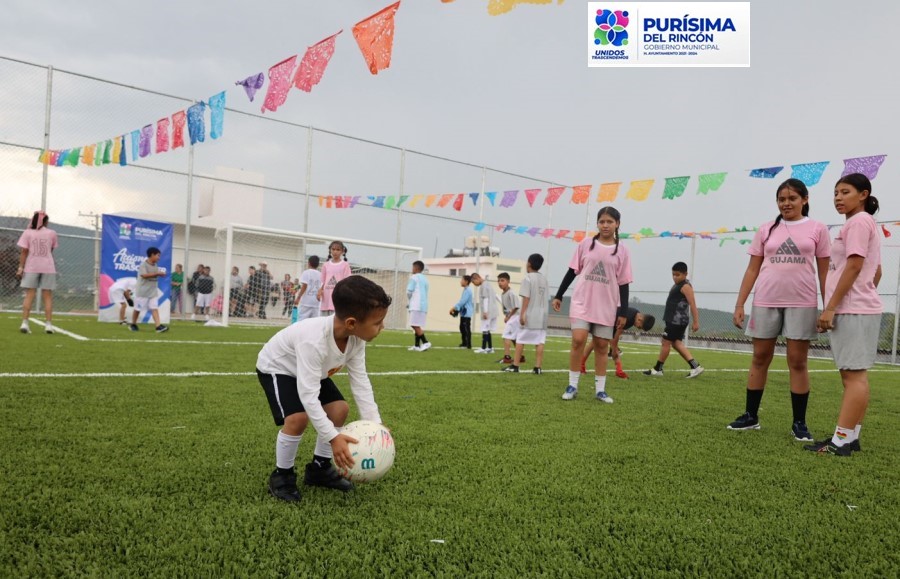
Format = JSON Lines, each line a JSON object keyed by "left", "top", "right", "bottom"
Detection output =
{"left": 748, "top": 218, "right": 830, "bottom": 307}
{"left": 320, "top": 259, "right": 351, "bottom": 311}
{"left": 17, "top": 227, "right": 59, "bottom": 274}
{"left": 568, "top": 238, "right": 633, "bottom": 326}
{"left": 825, "top": 212, "right": 882, "bottom": 314}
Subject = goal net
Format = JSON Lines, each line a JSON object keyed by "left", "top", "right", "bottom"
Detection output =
{"left": 212, "top": 224, "right": 421, "bottom": 328}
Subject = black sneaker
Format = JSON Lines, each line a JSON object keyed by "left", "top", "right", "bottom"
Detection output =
{"left": 502, "top": 365, "right": 519, "bottom": 373}
{"left": 791, "top": 421, "right": 813, "bottom": 442}
{"left": 155, "top": 325, "right": 169, "bottom": 333}
{"left": 727, "top": 412, "right": 760, "bottom": 430}
{"left": 304, "top": 462, "right": 354, "bottom": 492}
{"left": 847, "top": 439, "right": 862, "bottom": 452}
{"left": 129, "top": 324, "right": 139, "bottom": 332}
{"left": 532, "top": 367, "right": 542, "bottom": 375}
{"left": 803, "top": 438, "right": 853, "bottom": 456}
{"left": 268, "top": 468, "right": 301, "bottom": 502}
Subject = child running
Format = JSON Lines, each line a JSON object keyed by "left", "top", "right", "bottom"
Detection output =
{"left": 318, "top": 241, "right": 351, "bottom": 316}
{"left": 552, "top": 207, "right": 632, "bottom": 402}
{"left": 643, "top": 262, "right": 703, "bottom": 378}
{"left": 727, "top": 178, "right": 830, "bottom": 441}
{"left": 257, "top": 276, "right": 392, "bottom": 502}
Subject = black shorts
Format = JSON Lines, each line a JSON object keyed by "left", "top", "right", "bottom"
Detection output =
{"left": 257, "top": 370, "right": 345, "bottom": 426}
{"left": 662, "top": 323, "right": 687, "bottom": 343}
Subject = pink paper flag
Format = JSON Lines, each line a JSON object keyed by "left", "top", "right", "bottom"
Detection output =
{"left": 524, "top": 189, "right": 541, "bottom": 207}
{"left": 172, "top": 111, "right": 186, "bottom": 149}
{"left": 294, "top": 32, "right": 342, "bottom": 92}
{"left": 555, "top": 229, "right": 570, "bottom": 239}
{"left": 261, "top": 55, "right": 298, "bottom": 114}
{"left": 352, "top": 2, "right": 401, "bottom": 75}
{"left": 541, "top": 229, "right": 554, "bottom": 238}
{"left": 156, "top": 117, "right": 170, "bottom": 153}
{"left": 544, "top": 186, "right": 566, "bottom": 206}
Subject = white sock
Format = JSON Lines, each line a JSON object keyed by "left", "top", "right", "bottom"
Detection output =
{"left": 854, "top": 424, "right": 862, "bottom": 438}
{"left": 568, "top": 371, "right": 580, "bottom": 388}
{"left": 831, "top": 425, "right": 855, "bottom": 447}
{"left": 595, "top": 375, "right": 607, "bottom": 394}
{"left": 275, "top": 431, "right": 302, "bottom": 469}
{"left": 314, "top": 434, "right": 333, "bottom": 459}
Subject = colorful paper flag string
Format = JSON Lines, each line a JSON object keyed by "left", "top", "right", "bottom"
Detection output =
{"left": 697, "top": 172, "right": 727, "bottom": 194}
{"left": 625, "top": 180, "right": 654, "bottom": 201}
{"left": 500, "top": 190, "right": 518, "bottom": 208}
{"left": 570, "top": 185, "right": 591, "bottom": 204}
{"left": 172, "top": 111, "right": 186, "bottom": 149}
{"left": 597, "top": 182, "right": 621, "bottom": 202}
{"left": 352, "top": 2, "right": 401, "bottom": 75}
{"left": 294, "top": 32, "right": 342, "bottom": 92}
{"left": 187, "top": 102, "right": 207, "bottom": 145}
{"left": 156, "top": 117, "right": 170, "bottom": 153}
{"left": 524, "top": 189, "right": 541, "bottom": 207}
{"left": 544, "top": 186, "right": 565, "bottom": 206}
{"left": 749, "top": 166, "right": 783, "bottom": 179}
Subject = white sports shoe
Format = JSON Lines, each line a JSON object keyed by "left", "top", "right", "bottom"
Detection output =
{"left": 408, "top": 345, "right": 421, "bottom": 351}
{"left": 44, "top": 323, "right": 55, "bottom": 334}
{"left": 595, "top": 391, "right": 614, "bottom": 404}
{"left": 19, "top": 320, "right": 31, "bottom": 334}
{"left": 473, "top": 348, "right": 487, "bottom": 354}
{"left": 420, "top": 342, "right": 432, "bottom": 351}
{"left": 483, "top": 348, "right": 494, "bottom": 354}
{"left": 686, "top": 366, "right": 705, "bottom": 379}
{"left": 561, "top": 386, "right": 577, "bottom": 400}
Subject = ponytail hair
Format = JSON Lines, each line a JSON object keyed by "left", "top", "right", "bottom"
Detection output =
{"left": 763, "top": 179, "right": 809, "bottom": 246}
{"left": 835, "top": 173, "right": 879, "bottom": 215}
{"left": 30, "top": 210, "right": 48, "bottom": 230}
{"left": 590, "top": 206, "right": 622, "bottom": 255}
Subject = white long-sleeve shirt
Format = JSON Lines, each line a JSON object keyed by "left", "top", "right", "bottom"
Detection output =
{"left": 256, "top": 315, "right": 381, "bottom": 442}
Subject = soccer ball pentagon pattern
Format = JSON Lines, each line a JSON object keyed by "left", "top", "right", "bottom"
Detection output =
{"left": 338, "top": 420, "right": 395, "bottom": 483}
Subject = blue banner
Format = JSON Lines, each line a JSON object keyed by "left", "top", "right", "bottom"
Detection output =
{"left": 99, "top": 214, "right": 173, "bottom": 323}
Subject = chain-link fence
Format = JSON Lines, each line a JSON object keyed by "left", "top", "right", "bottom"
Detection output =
{"left": 1, "top": 55, "right": 898, "bottom": 362}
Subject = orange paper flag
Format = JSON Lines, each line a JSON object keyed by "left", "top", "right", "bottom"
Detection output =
{"left": 573, "top": 231, "right": 587, "bottom": 243}
{"left": 571, "top": 185, "right": 591, "bottom": 204}
{"left": 597, "top": 182, "right": 621, "bottom": 202}
{"left": 353, "top": 2, "right": 401, "bottom": 75}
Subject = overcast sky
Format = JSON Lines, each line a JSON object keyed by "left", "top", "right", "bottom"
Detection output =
{"left": 1, "top": 0, "right": 897, "bottom": 304}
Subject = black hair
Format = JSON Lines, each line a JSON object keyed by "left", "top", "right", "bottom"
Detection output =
{"left": 527, "top": 253, "right": 544, "bottom": 271}
{"left": 640, "top": 314, "right": 656, "bottom": 331}
{"left": 147, "top": 247, "right": 161, "bottom": 258}
{"left": 412, "top": 260, "right": 425, "bottom": 272}
{"left": 763, "top": 178, "right": 810, "bottom": 246}
{"left": 333, "top": 275, "right": 392, "bottom": 321}
{"left": 672, "top": 262, "right": 688, "bottom": 274}
{"left": 835, "top": 173, "right": 879, "bottom": 215}
{"left": 30, "top": 211, "right": 49, "bottom": 230}
{"left": 308, "top": 255, "right": 320, "bottom": 269}
{"left": 590, "top": 206, "right": 622, "bottom": 255}
{"left": 497, "top": 272, "right": 510, "bottom": 281}
{"left": 462, "top": 275, "right": 472, "bottom": 284}
{"left": 329, "top": 240, "right": 348, "bottom": 261}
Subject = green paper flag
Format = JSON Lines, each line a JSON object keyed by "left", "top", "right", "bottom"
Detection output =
{"left": 662, "top": 176, "right": 690, "bottom": 200}
{"left": 697, "top": 172, "right": 727, "bottom": 194}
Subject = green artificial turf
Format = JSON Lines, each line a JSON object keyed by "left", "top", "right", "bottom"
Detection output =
{"left": 1, "top": 315, "right": 898, "bottom": 576}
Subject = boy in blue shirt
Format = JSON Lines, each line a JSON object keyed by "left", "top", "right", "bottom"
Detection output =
{"left": 450, "top": 274, "right": 474, "bottom": 349}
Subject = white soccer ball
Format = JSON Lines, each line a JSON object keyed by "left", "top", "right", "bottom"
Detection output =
{"left": 337, "top": 420, "right": 395, "bottom": 483}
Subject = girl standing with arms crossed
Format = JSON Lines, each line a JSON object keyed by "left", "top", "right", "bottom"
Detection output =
{"left": 16, "top": 210, "right": 59, "bottom": 334}
{"left": 805, "top": 173, "right": 882, "bottom": 456}
{"left": 552, "top": 207, "right": 632, "bottom": 403}
{"left": 727, "top": 178, "right": 831, "bottom": 441}
{"left": 318, "top": 241, "right": 351, "bottom": 316}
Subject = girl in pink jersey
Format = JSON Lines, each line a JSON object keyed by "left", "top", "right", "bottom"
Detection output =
{"left": 805, "top": 173, "right": 882, "bottom": 456}
{"left": 552, "top": 207, "right": 633, "bottom": 404}
{"left": 317, "top": 240, "right": 351, "bottom": 316}
{"left": 16, "top": 211, "right": 59, "bottom": 334}
{"left": 727, "top": 179, "right": 830, "bottom": 442}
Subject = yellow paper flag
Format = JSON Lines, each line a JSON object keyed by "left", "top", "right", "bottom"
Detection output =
{"left": 625, "top": 180, "right": 655, "bottom": 201}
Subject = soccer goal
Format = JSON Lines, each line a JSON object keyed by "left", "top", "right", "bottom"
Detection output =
{"left": 213, "top": 224, "right": 421, "bottom": 328}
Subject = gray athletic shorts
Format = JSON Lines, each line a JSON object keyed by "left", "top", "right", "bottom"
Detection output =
{"left": 570, "top": 319, "right": 614, "bottom": 340}
{"left": 746, "top": 306, "right": 818, "bottom": 340}
{"left": 20, "top": 272, "right": 56, "bottom": 290}
{"left": 830, "top": 314, "right": 881, "bottom": 370}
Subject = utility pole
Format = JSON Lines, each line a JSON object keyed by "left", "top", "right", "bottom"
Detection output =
{"left": 79, "top": 211, "right": 101, "bottom": 312}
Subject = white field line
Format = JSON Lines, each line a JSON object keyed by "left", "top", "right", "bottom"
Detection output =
{"left": 27, "top": 319, "right": 89, "bottom": 341}
{"left": 1, "top": 368, "right": 899, "bottom": 379}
